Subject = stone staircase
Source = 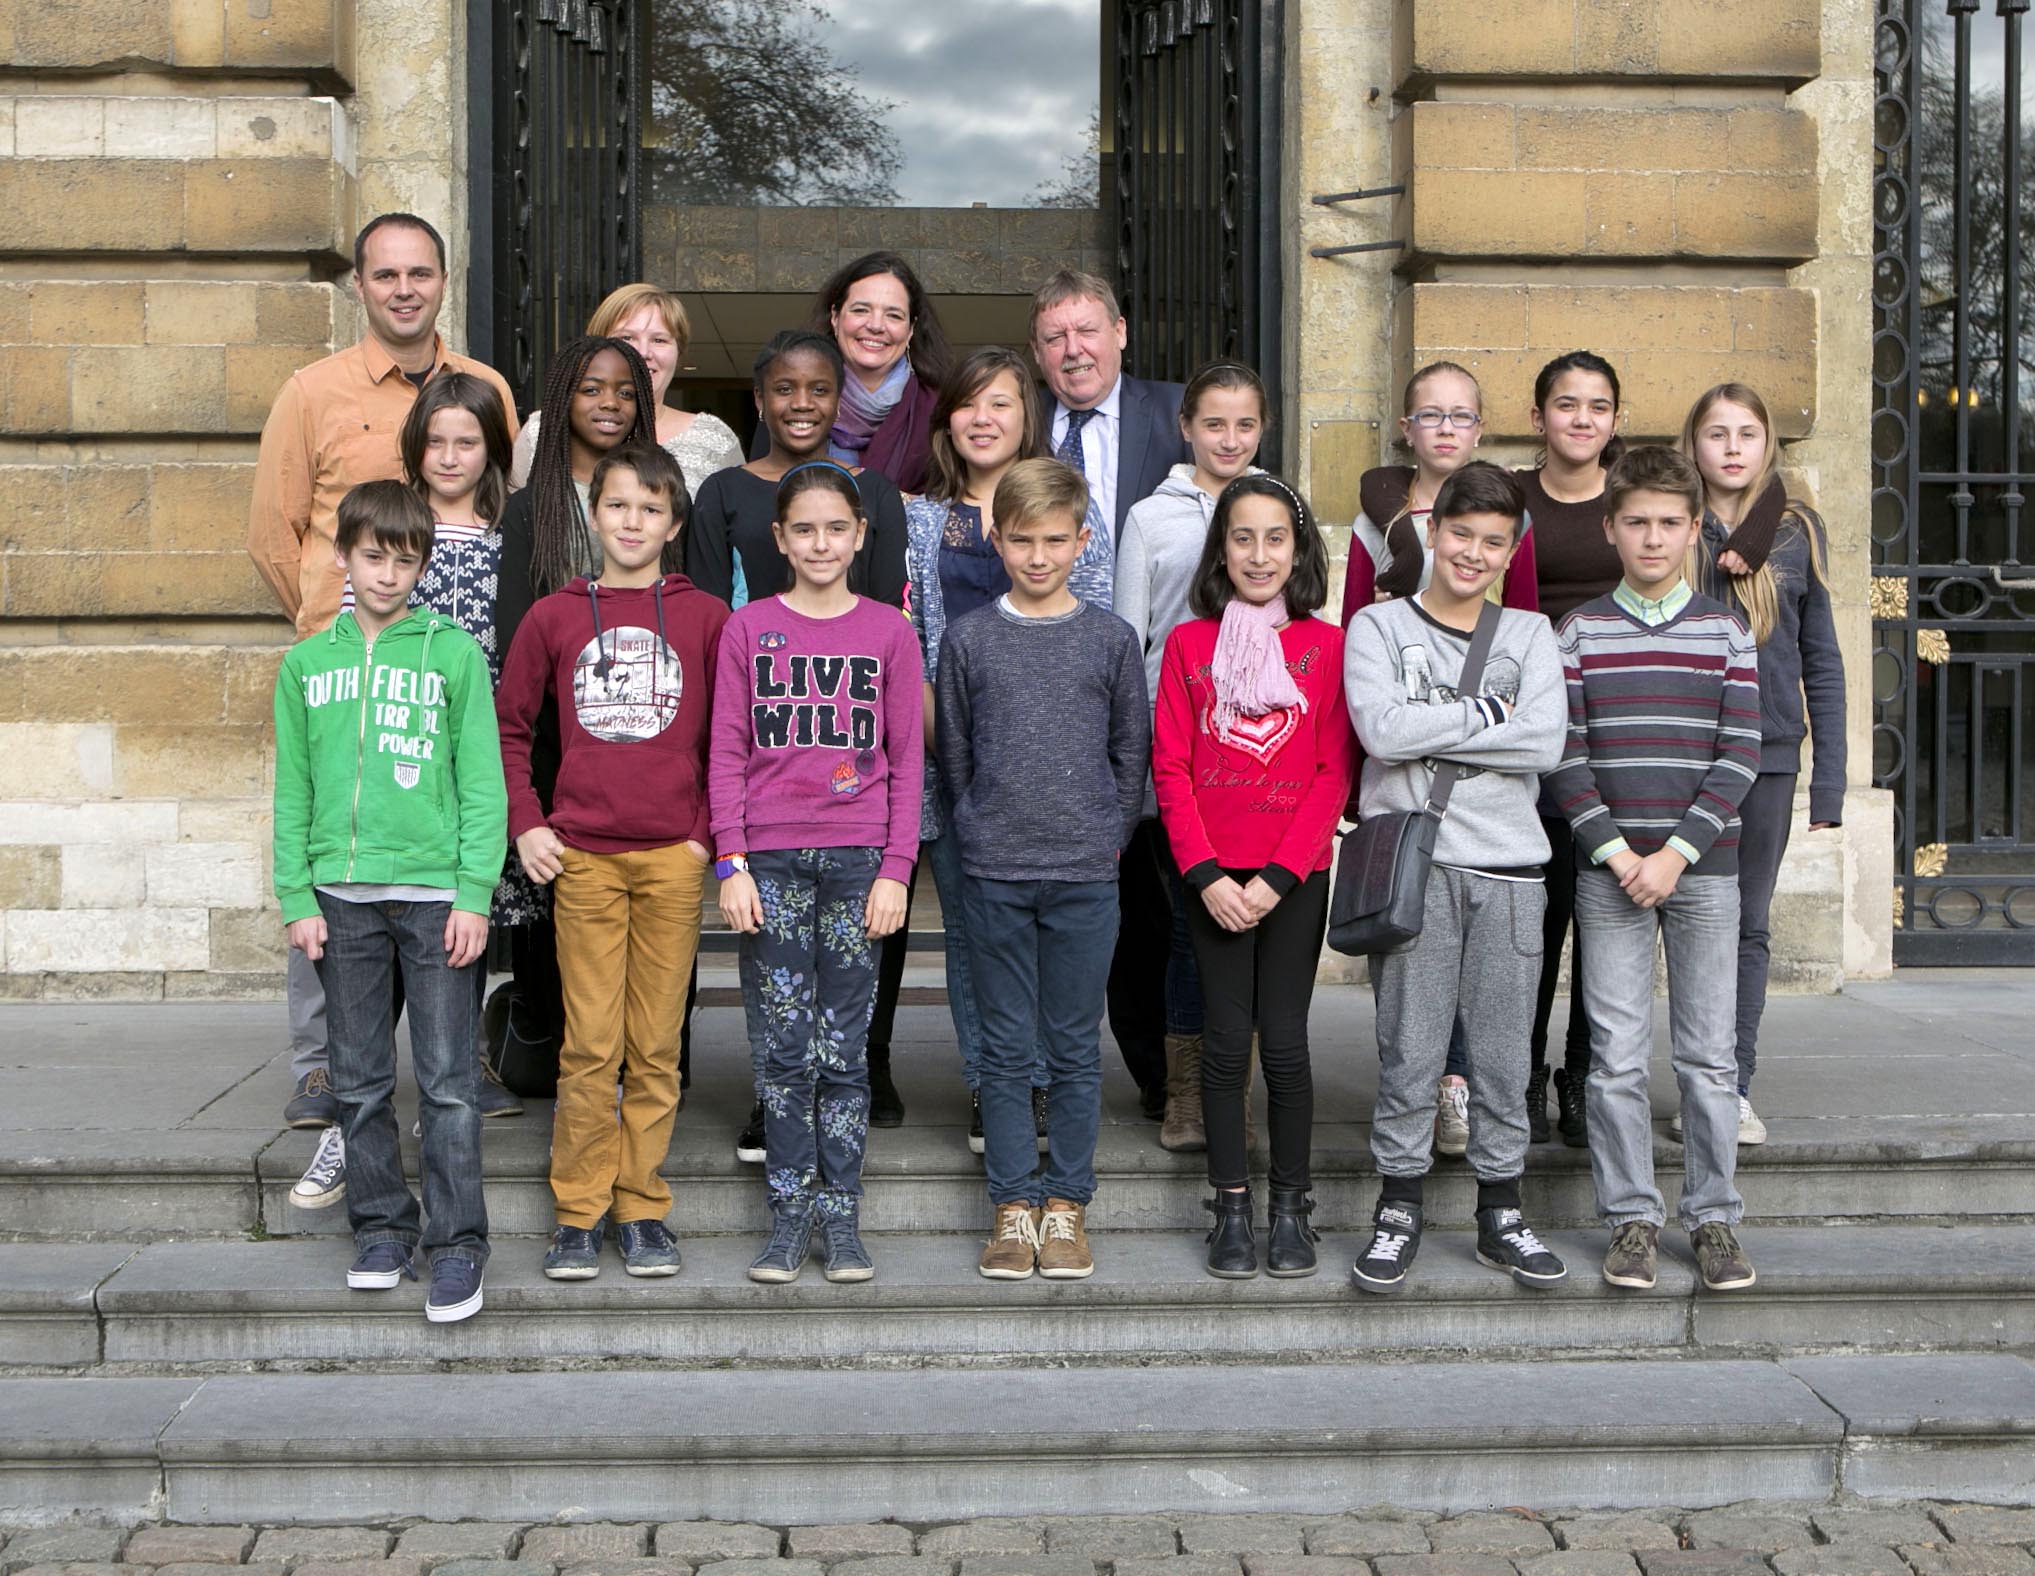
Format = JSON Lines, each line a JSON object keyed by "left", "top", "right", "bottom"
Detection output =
{"left": 2, "top": 980, "right": 2034, "bottom": 1525}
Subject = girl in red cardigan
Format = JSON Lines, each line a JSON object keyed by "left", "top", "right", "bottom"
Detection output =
{"left": 1152, "top": 475, "right": 1356, "bottom": 1282}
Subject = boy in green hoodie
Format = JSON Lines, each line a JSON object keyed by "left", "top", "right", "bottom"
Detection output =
{"left": 272, "top": 480, "right": 508, "bottom": 1324}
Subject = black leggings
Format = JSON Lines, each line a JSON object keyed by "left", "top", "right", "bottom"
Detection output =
{"left": 1183, "top": 868, "right": 1330, "bottom": 1193}
{"left": 864, "top": 860, "right": 922, "bottom": 1061}
{"left": 1530, "top": 815, "right": 1593, "bottom": 1079}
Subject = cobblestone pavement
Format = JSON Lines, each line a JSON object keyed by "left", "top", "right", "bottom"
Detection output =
{"left": 7, "top": 1505, "right": 2035, "bottom": 1576}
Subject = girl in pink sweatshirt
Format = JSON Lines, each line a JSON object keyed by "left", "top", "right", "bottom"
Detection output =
{"left": 707, "top": 462, "right": 923, "bottom": 1287}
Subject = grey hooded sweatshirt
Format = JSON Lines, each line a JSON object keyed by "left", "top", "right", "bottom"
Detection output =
{"left": 1344, "top": 594, "right": 1566, "bottom": 872}
{"left": 1116, "top": 463, "right": 1263, "bottom": 700}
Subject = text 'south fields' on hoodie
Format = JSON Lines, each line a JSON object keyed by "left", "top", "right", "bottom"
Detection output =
{"left": 495, "top": 573, "right": 731, "bottom": 853}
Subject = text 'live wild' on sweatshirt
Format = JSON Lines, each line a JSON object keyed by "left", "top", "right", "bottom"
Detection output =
{"left": 1153, "top": 614, "right": 1355, "bottom": 893}
{"left": 1344, "top": 596, "right": 1567, "bottom": 872}
{"left": 495, "top": 573, "right": 730, "bottom": 853}
{"left": 272, "top": 609, "right": 507, "bottom": 924}
{"left": 1545, "top": 590, "right": 1762, "bottom": 875}
{"left": 707, "top": 595, "right": 925, "bottom": 885}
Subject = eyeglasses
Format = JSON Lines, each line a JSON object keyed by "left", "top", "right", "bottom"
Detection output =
{"left": 1409, "top": 407, "right": 1482, "bottom": 430}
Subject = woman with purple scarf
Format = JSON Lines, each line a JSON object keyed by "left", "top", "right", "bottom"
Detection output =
{"left": 752, "top": 253, "right": 953, "bottom": 499}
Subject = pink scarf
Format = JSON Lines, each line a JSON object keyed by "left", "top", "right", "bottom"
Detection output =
{"left": 1209, "top": 594, "right": 1302, "bottom": 738}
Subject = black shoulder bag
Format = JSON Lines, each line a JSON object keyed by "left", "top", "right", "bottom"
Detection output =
{"left": 1327, "top": 599, "right": 1502, "bottom": 957}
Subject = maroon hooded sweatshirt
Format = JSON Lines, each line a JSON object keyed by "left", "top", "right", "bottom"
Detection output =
{"left": 496, "top": 573, "right": 730, "bottom": 853}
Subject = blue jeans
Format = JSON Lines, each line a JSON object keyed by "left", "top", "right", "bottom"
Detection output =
{"left": 962, "top": 875, "right": 1118, "bottom": 1207}
{"left": 928, "top": 817, "right": 1046, "bottom": 1090}
{"left": 1158, "top": 834, "right": 1206, "bottom": 1037}
{"left": 745, "top": 847, "right": 882, "bottom": 1218}
{"left": 1574, "top": 867, "right": 1743, "bottom": 1231}
{"left": 315, "top": 893, "right": 488, "bottom": 1267}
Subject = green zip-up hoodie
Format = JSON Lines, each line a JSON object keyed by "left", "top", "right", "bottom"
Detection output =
{"left": 272, "top": 608, "right": 508, "bottom": 924}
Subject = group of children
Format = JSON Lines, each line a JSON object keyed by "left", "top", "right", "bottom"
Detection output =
{"left": 274, "top": 331, "right": 1843, "bottom": 1323}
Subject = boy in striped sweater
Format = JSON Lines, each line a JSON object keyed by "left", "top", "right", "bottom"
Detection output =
{"left": 1547, "top": 445, "right": 1762, "bottom": 1296}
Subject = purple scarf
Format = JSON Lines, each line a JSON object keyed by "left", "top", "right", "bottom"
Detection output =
{"left": 830, "top": 355, "right": 912, "bottom": 466}
{"left": 1209, "top": 594, "right": 1302, "bottom": 738}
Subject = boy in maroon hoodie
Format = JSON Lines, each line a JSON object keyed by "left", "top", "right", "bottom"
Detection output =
{"left": 496, "top": 443, "right": 729, "bottom": 1280}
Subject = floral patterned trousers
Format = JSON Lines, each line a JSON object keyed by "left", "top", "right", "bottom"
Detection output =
{"left": 743, "top": 846, "right": 883, "bottom": 1218}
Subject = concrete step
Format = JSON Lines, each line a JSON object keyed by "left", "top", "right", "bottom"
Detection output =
{"left": 5, "top": 1224, "right": 2029, "bottom": 1373}
{"left": 6, "top": 1109, "right": 2031, "bottom": 1243}
{"left": 5, "top": 1354, "right": 2033, "bottom": 1523}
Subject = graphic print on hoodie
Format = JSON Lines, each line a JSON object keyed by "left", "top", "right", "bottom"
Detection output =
{"left": 496, "top": 573, "right": 731, "bottom": 853}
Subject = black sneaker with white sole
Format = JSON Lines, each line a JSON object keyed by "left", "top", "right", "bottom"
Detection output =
{"left": 1032, "top": 1085, "right": 1050, "bottom": 1152}
{"left": 968, "top": 1090, "right": 985, "bottom": 1155}
{"left": 735, "top": 1101, "right": 767, "bottom": 1164}
{"left": 1351, "top": 1199, "right": 1422, "bottom": 1293}
{"left": 1474, "top": 1206, "right": 1568, "bottom": 1287}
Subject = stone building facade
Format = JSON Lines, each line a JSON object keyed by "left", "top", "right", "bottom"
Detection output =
{"left": 0, "top": 0, "right": 1889, "bottom": 999}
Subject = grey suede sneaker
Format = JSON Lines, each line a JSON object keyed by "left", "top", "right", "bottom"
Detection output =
{"left": 1691, "top": 1222, "right": 1757, "bottom": 1290}
{"left": 1601, "top": 1220, "right": 1660, "bottom": 1290}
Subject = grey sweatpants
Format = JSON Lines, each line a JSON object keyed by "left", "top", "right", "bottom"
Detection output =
{"left": 288, "top": 945, "right": 328, "bottom": 1079}
{"left": 1370, "top": 865, "right": 1544, "bottom": 1183}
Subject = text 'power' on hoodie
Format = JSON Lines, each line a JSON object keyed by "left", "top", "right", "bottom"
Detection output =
{"left": 495, "top": 573, "right": 730, "bottom": 853}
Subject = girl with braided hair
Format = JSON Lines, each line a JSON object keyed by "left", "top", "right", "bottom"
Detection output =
{"left": 490, "top": 336, "right": 661, "bottom": 1066}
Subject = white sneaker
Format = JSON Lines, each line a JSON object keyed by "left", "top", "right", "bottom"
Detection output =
{"left": 1433, "top": 1078, "right": 1470, "bottom": 1158}
{"left": 1669, "top": 1098, "right": 1769, "bottom": 1146}
{"left": 290, "top": 1125, "right": 346, "bottom": 1208}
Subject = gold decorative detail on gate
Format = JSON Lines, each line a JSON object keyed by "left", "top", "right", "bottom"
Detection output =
{"left": 1893, "top": 888, "right": 1905, "bottom": 926}
{"left": 1915, "top": 628, "right": 1951, "bottom": 665}
{"left": 1913, "top": 842, "right": 1948, "bottom": 879}
{"left": 1870, "top": 576, "right": 1909, "bottom": 619}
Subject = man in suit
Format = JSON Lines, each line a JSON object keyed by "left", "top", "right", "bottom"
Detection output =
{"left": 1029, "top": 269, "right": 1191, "bottom": 1125}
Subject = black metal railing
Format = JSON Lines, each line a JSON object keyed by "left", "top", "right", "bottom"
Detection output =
{"left": 469, "top": 0, "right": 642, "bottom": 417}
{"left": 1872, "top": 0, "right": 2035, "bottom": 962}
{"left": 1115, "top": 0, "right": 1283, "bottom": 435}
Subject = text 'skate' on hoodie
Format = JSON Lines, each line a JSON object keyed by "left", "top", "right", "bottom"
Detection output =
{"left": 495, "top": 573, "right": 731, "bottom": 852}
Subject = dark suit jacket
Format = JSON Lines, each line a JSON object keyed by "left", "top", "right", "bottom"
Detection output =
{"left": 1057, "top": 374, "right": 1189, "bottom": 543}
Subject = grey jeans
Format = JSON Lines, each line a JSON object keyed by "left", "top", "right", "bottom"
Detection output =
{"left": 1574, "top": 866, "right": 1743, "bottom": 1231}
{"left": 1371, "top": 866, "right": 1545, "bottom": 1184}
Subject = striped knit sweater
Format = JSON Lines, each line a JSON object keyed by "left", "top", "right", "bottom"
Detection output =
{"left": 1547, "top": 591, "right": 1762, "bottom": 875}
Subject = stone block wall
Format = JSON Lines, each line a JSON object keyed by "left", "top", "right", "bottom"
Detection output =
{"left": 0, "top": 0, "right": 461, "bottom": 1000}
{"left": 1292, "top": 0, "right": 1890, "bottom": 982}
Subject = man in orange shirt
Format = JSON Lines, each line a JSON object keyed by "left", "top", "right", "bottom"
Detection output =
{"left": 249, "top": 213, "right": 520, "bottom": 1187}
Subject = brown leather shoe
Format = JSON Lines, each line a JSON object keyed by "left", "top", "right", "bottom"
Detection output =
{"left": 1159, "top": 1033, "right": 1206, "bottom": 1152}
{"left": 978, "top": 1202, "right": 1041, "bottom": 1280}
{"left": 1037, "top": 1198, "right": 1095, "bottom": 1279}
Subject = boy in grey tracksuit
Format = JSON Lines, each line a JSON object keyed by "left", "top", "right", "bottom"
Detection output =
{"left": 1342, "top": 461, "right": 1568, "bottom": 1294}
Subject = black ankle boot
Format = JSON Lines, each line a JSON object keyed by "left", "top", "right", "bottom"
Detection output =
{"left": 1525, "top": 1066, "right": 1551, "bottom": 1144}
{"left": 1203, "top": 1188, "right": 1257, "bottom": 1279}
{"left": 867, "top": 1050, "right": 904, "bottom": 1128}
{"left": 1553, "top": 1067, "right": 1588, "bottom": 1148}
{"left": 1266, "top": 1186, "right": 1320, "bottom": 1278}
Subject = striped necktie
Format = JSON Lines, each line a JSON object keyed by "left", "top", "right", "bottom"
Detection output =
{"left": 1055, "top": 407, "right": 1113, "bottom": 607}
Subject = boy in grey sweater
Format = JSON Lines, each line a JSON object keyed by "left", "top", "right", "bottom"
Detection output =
{"left": 936, "top": 459, "right": 1150, "bottom": 1284}
{"left": 1343, "top": 462, "right": 1568, "bottom": 1293}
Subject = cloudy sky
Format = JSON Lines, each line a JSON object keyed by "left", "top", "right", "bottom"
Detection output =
{"left": 819, "top": 0, "right": 1101, "bottom": 207}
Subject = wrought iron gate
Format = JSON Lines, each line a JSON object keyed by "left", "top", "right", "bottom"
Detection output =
{"left": 1873, "top": 0, "right": 2035, "bottom": 962}
{"left": 468, "top": 0, "right": 643, "bottom": 415}
{"left": 1115, "top": 0, "right": 1283, "bottom": 427}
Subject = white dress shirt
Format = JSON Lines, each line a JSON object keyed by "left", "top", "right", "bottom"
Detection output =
{"left": 1052, "top": 376, "right": 1123, "bottom": 542}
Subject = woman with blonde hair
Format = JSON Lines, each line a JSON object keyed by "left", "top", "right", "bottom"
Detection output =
{"left": 1679, "top": 381, "right": 1846, "bottom": 1146}
{"left": 510, "top": 283, "right": 743, "bottom": 498}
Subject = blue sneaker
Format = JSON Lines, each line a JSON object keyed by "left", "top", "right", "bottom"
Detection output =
{"left": 346, "top": 1241, "right": 416, "bottom": 1290}
{"left": 542, "top": 1222, "right": 604, "bottom": 1281}
{"left": 747, "top": 1205, "right": 815, "bottom": 1284}
{"left": 425, "top": 1256, "right": 484, "bottom": 1323}
{"left": 618, "top": 1219, "right": 682, "bottom": 1277}
{"left": 820, "top": 1214, "right": 875, "bottom": 1283}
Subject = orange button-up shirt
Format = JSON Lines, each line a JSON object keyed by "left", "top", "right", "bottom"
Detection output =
{"left": 246, "top": 334, "right": 519, "bottom": 637}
